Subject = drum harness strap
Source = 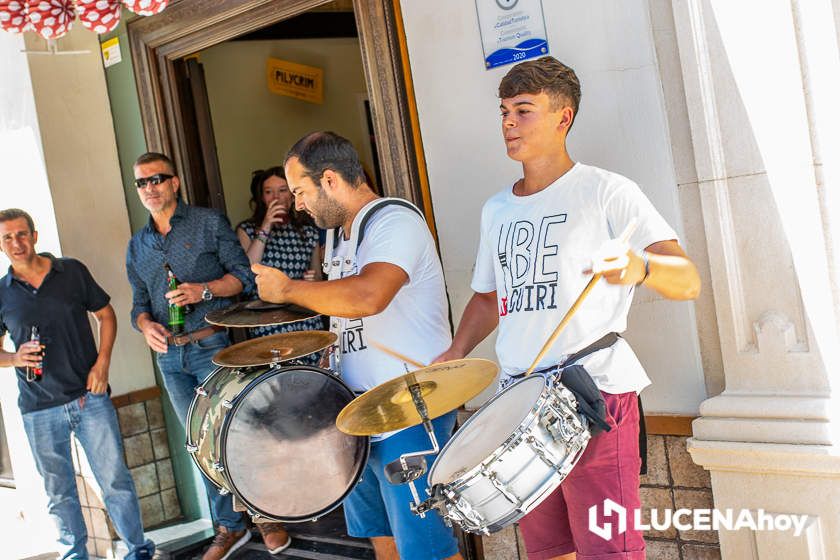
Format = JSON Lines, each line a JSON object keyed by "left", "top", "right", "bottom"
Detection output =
{"left": 527, "top": 332, "right": 648, "bottom": 473}
{"left": 321, "top": 198, "right": 425, "bottom": 376}
{"left": 510, "top": 332, "right": 621, "bottom": 434}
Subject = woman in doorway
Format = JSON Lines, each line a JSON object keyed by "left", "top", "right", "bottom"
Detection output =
{"left": 236, "top": 166, "right": 324, "bottom": 355}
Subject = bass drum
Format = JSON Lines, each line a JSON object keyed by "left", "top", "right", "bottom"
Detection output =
{"left": 186, "top": 365, "right": 369, "bottom": 522}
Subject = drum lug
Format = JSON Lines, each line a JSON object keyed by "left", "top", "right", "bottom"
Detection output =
{"left": 195, "top": 386, "right": 208, "bottom": 397}
{"left": 484, "top": 470, "right": 522, "bottom": 509}
{"left": 443, "top": 486, "right": 488, "bottom": 534}
{"left": 213, "top": 462, "right": 225, "bottom": 472}
{"left": 525, "top": 435, "right": 559, "bottom": 470}
{"left": 541, "top": 405, "right": 565, "bottom": 440}
{"left": 233, "top": 368, "right": 244, "bottom": 376}
{"left": 311, "top": 516, "right": 319, "bottom": 522}
{"left": 185, "top": 442, "right": 198, "bottom": 453}
{"left": 221, "top": 399, "right": 233, "bottom": 409}
{"left": 218, "top": 487, "right": 230, "bottom": 496}
{"left": 251, "top": 513, "right": 261, "bottom": 523}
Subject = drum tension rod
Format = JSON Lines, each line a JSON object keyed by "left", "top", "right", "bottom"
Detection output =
{"left": 384, "top": 374, "right": 440, "bottom": 518}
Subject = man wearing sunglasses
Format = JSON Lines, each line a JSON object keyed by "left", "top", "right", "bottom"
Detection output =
{"left": 125, "top": 153, "right": 277, "bottom": 559}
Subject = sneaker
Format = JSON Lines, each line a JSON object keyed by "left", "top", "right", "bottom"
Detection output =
{"left": 257, "top": 522, "right": 292, "bottom": 554}
{"left": 129, "top": 541, "right": 156, "bottom": 560}
{"left": 202, "top": 525, "right": 251, "bottom": 560}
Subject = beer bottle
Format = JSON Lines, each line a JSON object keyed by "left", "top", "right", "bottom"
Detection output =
{"left": 164, "top": 264, "right": 187, "bottom": 335}
{"left": 26, "top": 326, "right": 43, "bottom": 383}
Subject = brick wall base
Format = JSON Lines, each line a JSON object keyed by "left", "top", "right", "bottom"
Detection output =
{"left": 71, "top": 389, "right": 181, "bottom": 558}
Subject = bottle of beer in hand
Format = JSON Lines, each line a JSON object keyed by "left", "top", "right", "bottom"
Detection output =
{"left": 26, "top": 326, "right": 43, "bottom": 383}
{"left": 164, "top": 263, "right": 188, "bottom": 335}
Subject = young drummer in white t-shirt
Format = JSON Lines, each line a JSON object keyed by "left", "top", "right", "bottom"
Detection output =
{"left": 433, "top": 57, "right": 701, "bottom": 559}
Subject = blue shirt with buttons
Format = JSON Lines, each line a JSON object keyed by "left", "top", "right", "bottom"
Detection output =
{"left": 0, "top": 254, "right": 111, "bottom": 413}
{"left": 126, "top": 200, "right": 254, "bottom": 334}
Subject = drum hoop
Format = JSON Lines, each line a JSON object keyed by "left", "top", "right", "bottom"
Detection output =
{"left": 429, "top": 375, "right": 552, "bottom": 486}
{"left": 185, "top": 365, "right": 230, "bottom": 491}
{"left": 218, "top": 364, "right": 371, "bottom": 522}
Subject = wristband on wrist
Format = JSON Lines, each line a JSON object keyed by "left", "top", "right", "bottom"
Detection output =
{"left": 640, "top": 252, "right": 650, "bottom": 284}
{"left": 256, "top": 229, "right": 270, "bottom": 243}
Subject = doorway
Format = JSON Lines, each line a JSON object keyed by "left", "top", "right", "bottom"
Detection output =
{"left": 184, "top": 5, "right": 381, "bottom": 227}
{"left": 127, "top": 0, "right": 426, "bottom": 212}
{"left": 126, "top": 1, "right": 474, "bottom": 558}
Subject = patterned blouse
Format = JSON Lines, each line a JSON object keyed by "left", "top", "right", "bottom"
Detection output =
{"left": 238, "top": 220, "right": 325, "bottom": 362}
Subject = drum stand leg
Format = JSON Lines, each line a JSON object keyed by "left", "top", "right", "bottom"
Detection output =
{"left": 383, "top": 379, "right": 440, "bottom": 518}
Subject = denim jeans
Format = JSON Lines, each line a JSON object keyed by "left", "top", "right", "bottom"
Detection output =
{"left": 155, "top": 331, "right": 246, "bottom": 530}
{"left": 22, "top": 392, "right": 155, "bottom": 560}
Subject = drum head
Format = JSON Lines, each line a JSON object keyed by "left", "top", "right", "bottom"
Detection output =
{"left": 220, "top": 366, "right": 369, "bottom": 522}
{"left": 430, "top": 375, "right": 546, "bottom": 485}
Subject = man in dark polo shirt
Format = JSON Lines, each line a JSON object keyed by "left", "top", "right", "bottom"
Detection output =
{"left": 125, "top": 152, "right": 287, "bottom": 558}
{"left": 0, "top": 208, "right": 154, "bottom": 560}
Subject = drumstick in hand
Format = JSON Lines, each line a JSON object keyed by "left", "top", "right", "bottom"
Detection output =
{"left": 524, "top": 219, "right": 638, "bottom": 376}
{"left": 368, "top": 339, "right": 426, "bottom": 369}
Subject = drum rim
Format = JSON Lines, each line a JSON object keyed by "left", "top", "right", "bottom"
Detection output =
{"left": 219, "top": 364, "right": 371, "bottom": 522}
{"left": 429, "top": 374, "right": 551, "bottom": 486}
{"left": 185, "top": 364, "right": 232, "bottom": 492}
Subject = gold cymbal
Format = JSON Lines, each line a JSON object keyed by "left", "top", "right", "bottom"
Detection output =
{"left": 212, "top": 330, "right": 337, "bottom": 367}
{"left": 205, "top": 300, "right": 319, "bottom": 328}
{"left": 336, "top": 358, "right": 499, "bottom": 436}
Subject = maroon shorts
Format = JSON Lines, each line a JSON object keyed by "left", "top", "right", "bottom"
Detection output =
{"left": 518, "top": 391, "right": 645, "bottom": 560}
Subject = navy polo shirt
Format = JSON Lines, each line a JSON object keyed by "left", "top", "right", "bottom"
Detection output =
{"left": 0, "top": 254, "right": 110, "bottom": 413}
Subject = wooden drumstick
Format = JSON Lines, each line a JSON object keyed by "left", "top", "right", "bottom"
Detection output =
{"left": 368, "top": 338, "right": 426, "bottom": 369}
{"left": 524, "top": 219, "right": 639, "bottom": 376}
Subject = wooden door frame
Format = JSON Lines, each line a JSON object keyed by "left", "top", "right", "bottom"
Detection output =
{"left": 127, "top": 0, "right": 424, "bottom": 207}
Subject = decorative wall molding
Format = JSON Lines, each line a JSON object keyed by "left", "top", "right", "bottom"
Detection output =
{"left": 752, "top": 311, "right": 808, "bottom": 354}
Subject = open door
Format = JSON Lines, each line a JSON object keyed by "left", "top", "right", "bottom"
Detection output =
{"left": 171, "top": 58, "right": 226, "bottom": 211}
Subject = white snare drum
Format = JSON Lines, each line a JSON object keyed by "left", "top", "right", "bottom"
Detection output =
{"left": 426, "top": 374, "right": 590, "bottom": 534}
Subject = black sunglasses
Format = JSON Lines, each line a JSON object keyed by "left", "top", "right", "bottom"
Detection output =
{"left": 135, "top": 173, "right": 174, "bottom": 189}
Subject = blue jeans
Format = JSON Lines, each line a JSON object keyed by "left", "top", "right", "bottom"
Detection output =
{"left": 343, "top": 411, "right": 459, "bottom": 560}
{"left": 155, "top": 331, "right": 246, "bottom": 531}
{"left": 22, "top": 392, "right": 154, "bottom": 560}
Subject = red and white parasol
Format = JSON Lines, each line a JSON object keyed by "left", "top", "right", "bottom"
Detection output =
{"left": 0, "top": 1, "right": 31, "bottom": 34}
{"left": 76, "top": 0, "right": 120, "bottom": 35}
{"left": 122, "top": 0, "right": 166, "bottom": 17}
{"left": 29, "top": 0, "right": 75, "bottom": 39}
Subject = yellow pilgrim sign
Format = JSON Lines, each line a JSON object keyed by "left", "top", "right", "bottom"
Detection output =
{"left": 266, "top": 58, "right": 324, "bottom": 104}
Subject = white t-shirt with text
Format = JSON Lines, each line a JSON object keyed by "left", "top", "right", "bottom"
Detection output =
{"left": 471, "top": 163, "right": 678, "bottom": 394}
{"left": 335, "top": 202, "right": 452, "bottom": 396}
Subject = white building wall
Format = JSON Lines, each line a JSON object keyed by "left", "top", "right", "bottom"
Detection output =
{"left": 0, "top": 27, "right": 158, "bottom": 556}
{"left": 399, "top": 0, "right": 708, "bottom": 413}
{"left": 0, "top": 30, "right": 65, "bottom": 560}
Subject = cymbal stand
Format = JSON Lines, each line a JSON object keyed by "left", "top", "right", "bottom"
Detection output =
{"left": 383, "top": 373, "right": 440, "bottom": 518}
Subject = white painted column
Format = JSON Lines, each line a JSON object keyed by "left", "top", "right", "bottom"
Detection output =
{"left": 672, "top": 0, "right": 840, "bottom": 556}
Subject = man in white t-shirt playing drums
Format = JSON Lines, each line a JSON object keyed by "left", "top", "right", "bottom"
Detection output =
{"left": 252, "top": 131, "right": 463, "bottom": 560}
{"left": 433, "top": 57, "right": 701, "bottom": 559}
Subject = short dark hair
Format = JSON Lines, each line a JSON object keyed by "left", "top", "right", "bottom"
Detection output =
{"left": 284, "top": 131, "right": 366, "bottom": 188}
{"left": 134, "top": 152, "right": 176, "bottom": 175}
{"left": 0, "top": 208, "right": 35, "bottom": 233}
{"left": 498, "top": 56, "right": 581, "bottom": 128}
